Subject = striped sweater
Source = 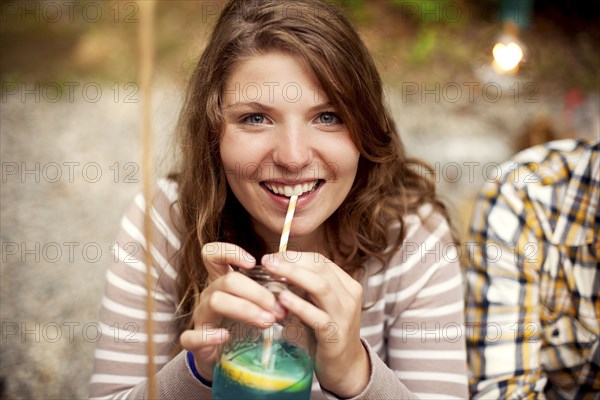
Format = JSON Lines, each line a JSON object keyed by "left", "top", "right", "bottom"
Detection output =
{"left": 89, "top": 178, "right": 468, "bottom": 399}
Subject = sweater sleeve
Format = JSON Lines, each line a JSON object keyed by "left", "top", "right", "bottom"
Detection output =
{"left": 88, "top": 179, "right": 212, "bottom": 399}
{"left": 328, "top": 205, "right": 469, "bottom": 399}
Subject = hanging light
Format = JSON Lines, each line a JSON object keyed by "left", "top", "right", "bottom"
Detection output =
{"left": 491, "top": 21, "right": 526, "bottom": 75}
{"left": 490, "top": 0, "right": 533, "bottom": 75}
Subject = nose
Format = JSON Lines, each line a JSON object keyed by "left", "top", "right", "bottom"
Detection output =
{"left": 272, "top": 123, "right": 313, "bottom": 171}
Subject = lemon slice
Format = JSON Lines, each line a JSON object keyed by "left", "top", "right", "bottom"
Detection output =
{"left": 220, "top": 358, "right": 301, "bottom": 391}
{"left": 220, "top": 356, "right": 310, "bottom": 392}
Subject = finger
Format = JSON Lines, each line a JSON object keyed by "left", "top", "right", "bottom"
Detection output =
{"left": 216, "top": 272, "right": 287, "bottom": 318}
{"left": 180, "top": 325, "right": 229, "bottom": 350}
{"left": 277, "top": 289, "right": 331, "bottom": 329}
{"left": 180, "top": 327, "right": 226, "bottom": 379}
{"left": 285, "top": 251, "right": 359, "bottom": 293}
{"left": 195, "top": 272, "right": 285, "bottom": 326}
{"left": 202, "top": 242, "right": 256, "bottom": 278}
{"left": 266, "top": 252, "right": 363, "bottom": 302}
{"left": 323, "top": 262, "right": 364, "bottom": 300}
{"left": 261, "top": 253, "right": 345, "bottom": 311}
{"left": 263, "top": 251, "right": 340, "bottom": 283}
{"left": 208, "top": 290, "right": 280, "bottom": 326}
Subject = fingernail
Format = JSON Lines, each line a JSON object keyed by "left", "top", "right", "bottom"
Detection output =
{"left": 273, "top": 302, "right": 286, "bottom": 318}
{"left": 260, "top": 255, "right": 269, "bottom": 266}
{"left": 262, "top": 254, "right": 278, "bottom": 269}
{"left": 279, "top": 290, "right": 292, "bottom": 305}
{"left": 261, "top": 311, "right": 275, "bottom": 322}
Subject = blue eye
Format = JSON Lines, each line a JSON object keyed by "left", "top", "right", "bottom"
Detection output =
{"left": 243, "top": 114, "right": 265, "bottom": 124}
{"left": 318, "top": 112, "right": 341, "bottom": 124}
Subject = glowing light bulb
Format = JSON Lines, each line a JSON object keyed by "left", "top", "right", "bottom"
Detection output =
{"left": 492, "top": 41, "right": 524, "bottom": 73}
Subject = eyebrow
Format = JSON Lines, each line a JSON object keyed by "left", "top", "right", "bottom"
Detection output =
{"left": 224, "top": 101, "right": 337, "bottom": 113}
{"left": 224, "top": 102, "right": 273, "bottom": 112}
{"left": 308, "top": 101, "right": 336, "bottom": 113}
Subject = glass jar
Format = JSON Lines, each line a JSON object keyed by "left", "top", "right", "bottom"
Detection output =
{"left": 212, "top": 266, "right": 316, "bottom": 400}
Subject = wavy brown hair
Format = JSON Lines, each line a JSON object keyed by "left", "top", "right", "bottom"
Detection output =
{"left": 170, "top": 0, "right": 449, "bottom": 338}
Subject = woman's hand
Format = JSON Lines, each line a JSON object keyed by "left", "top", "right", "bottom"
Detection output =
{"left": 261, "top": 251, "right": 370, "bottom": 398}
{"left": 179, "top": 242, "right": 286, "bottom": 381}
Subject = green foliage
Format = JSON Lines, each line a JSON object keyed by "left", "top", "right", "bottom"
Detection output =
{"left": 335, "top": 0, "right": 370, "bottom": 23}
{"left": 390, "top": 0, "right": 458, "bottom": 24}
{"left": 337, "top": 0, "right": 365, "bottom": 6}
{"left": 409, "top": 28, "right": 438, "bottom": 64}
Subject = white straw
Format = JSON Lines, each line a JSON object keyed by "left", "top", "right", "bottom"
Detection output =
{"left": 262, "top": 194, "right": 299, "bottom": 368}
{"left": 278, "top": 195, "right": 299, "bottom": 252}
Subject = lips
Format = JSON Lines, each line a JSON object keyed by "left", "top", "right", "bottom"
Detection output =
{"left": 262, "top": 180, "right": 322, "bottom": 197}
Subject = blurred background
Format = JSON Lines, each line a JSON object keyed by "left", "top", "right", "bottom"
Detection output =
{"left": 0, "top": 0, "right": 598, "bottom": 398}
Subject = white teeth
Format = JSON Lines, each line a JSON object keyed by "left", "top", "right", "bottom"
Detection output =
{"left": 264, "top": 180, "right": 319, "bottom": 197}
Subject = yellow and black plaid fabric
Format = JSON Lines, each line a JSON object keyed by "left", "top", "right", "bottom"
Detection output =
{"left": 466, "top": 139, "right": 599, "bottom": 399}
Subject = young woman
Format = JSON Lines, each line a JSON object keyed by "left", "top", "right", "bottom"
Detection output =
{"left": 89, "top": 1, "right": 468, "bottom": 398}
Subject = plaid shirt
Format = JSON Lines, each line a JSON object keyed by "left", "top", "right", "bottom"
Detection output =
{"left": 466, "top": 139, "right": 600, "bottom": 399}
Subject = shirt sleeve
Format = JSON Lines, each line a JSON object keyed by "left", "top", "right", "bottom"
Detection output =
{"left": 330, "top": 206, "right": 469, "bottom": 399}
{"left": 466, "top": 173, "right": 547, "bottom": 399}
{"left": 88, "top": 180, "right": 213, "bottom": 399}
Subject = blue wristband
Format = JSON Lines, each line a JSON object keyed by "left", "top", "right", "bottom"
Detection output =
{"left": 187, "top": 351, "right": 212, "bottom": 387}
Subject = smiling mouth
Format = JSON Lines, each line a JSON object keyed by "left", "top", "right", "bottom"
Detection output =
{"left": 262, "top": 180, "right": 323, "bottom": 197}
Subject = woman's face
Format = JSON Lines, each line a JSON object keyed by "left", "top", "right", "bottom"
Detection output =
{"left": 220, "top": 51, "right": 360, "bottom": 248}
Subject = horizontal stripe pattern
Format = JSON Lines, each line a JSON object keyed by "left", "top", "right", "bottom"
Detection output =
{"left": 89, "top": 178, "right": 468, "bottom": 399}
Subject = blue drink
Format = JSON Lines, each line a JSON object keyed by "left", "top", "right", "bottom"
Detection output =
{"left": 213, "top": 266, "right": 316, "bottom": 399}
{"left": 212, "top": 341, "right": 313, "bottom": 400}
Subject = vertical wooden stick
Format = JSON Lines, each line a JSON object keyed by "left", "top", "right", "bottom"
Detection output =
{"left": 138, "top": 1, "right": 157, "bottom": 398}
